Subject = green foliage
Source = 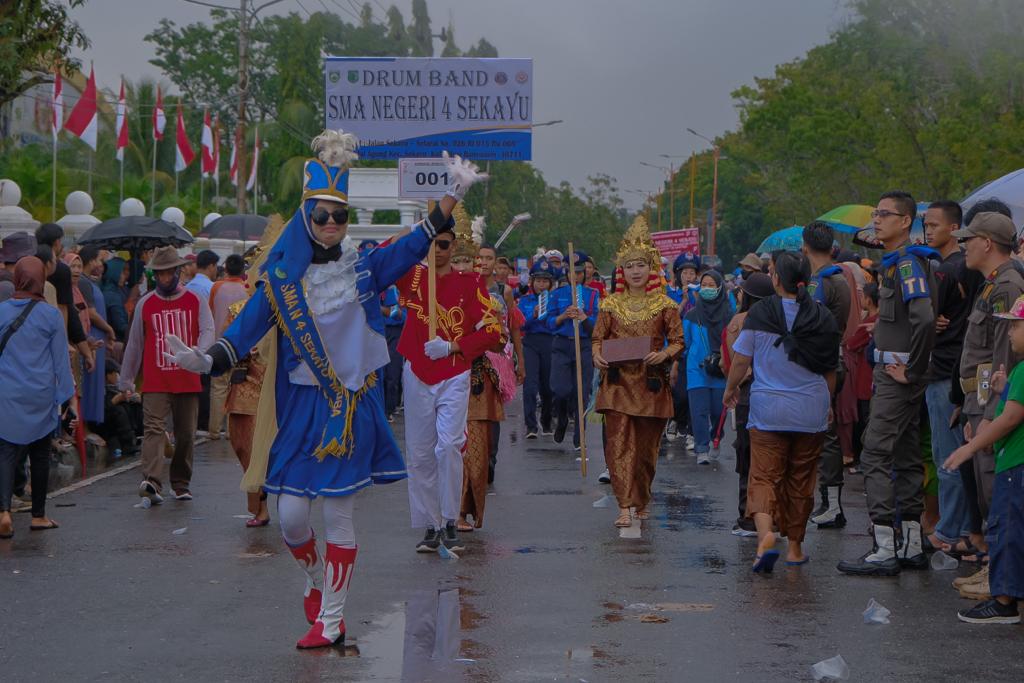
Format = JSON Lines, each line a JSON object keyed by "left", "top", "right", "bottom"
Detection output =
{"left": 650, "top": 0, "right": 1024, "bottom": 269}
{"left": 0, "top": 0, "right": 89, "bottom": 109}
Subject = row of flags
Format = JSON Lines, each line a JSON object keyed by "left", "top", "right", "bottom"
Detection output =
{"left": 51, "top": 66, "right": 259, "bottom": 189}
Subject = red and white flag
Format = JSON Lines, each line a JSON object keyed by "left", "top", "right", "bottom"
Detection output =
{"left": 246, "top": 127, "right": 260, "bottom": 191}
{"left": 211, "top": 114, "right": 221, "bottom": 180}
{"left": 228, "top": 129, "right": 238, "bottom": 187}
{"left": 200, "top": 109, "right": 215, "bottom": 177}
{"left": 115, "top": 80, "right": 129, "bottom": 161}
{"left": 51, "top": 70, "right": 63, "bottom": 141}
{"left": 174, "top": 103, "right": 195, "bottom": 172}
{"left": 64, "top": 65, "right": 98, "bottom": 150}
{"left": 153, "top": 86, "right": 166, "bottom": 140}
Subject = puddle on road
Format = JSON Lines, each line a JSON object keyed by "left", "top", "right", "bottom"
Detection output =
{"left": 351, "top": 587, "right": 487, "bottom": 680}
{"left": 513, "top": 545, "right": 586, "bottom": 555}
{"left": 525, "top": 489, "right": 585, "bottom": 496}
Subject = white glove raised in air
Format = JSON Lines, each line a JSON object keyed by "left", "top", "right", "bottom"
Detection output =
{"left": 424, "top": 336, "right": 452, "bottom": 361}
{"left": 443, "top": 151, "right": 489, "bottom": 201}
{"left": 163, "top": 333, "right": 213, "bottom": 374}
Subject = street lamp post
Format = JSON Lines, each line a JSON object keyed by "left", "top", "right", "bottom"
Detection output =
{"left": 687, "top": 128, "right": 720, "bottom": 255}
{"left": 639, "top": 161, "right": 670, "bottom": 230}
{"left": 659, "top": 154, "right": 687, "bottom": 230}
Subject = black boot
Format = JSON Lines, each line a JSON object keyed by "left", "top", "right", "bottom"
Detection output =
{"left": 837, "top": 524, "right": 901, "bottom": 576}
{"left": 553, "top": 401, "right": 568, "bottom": 444}
{"left": 811, "top": 485, "right": 846, "bottom": 528}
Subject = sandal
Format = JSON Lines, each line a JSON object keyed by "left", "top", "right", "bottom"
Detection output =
{"left": 245, "top": 516, "right": 271, "bottom": 528}
{"left": 614, "top": 510, "right": 632, "bottom": 528}
{"left": 635, "top": 508, "right": 650, "bottom": 520}
{"left": 30, "top": 519, "right": 59, "bottom": 531}
{"left": 456, "top": 522, "right": 474, "bottom": 533}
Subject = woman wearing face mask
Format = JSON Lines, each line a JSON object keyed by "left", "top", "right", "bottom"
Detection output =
{"left": 592, "top": 217, "right": 684, "bottom": 527}
{"left": 683, "top": 270, "right": 734, "bottom": 464}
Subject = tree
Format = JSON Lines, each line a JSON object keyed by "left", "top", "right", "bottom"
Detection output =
{"left": 0, "top": 0, "right": 90, "bottom": 110}
{"left": 408, "top": 0, "right": 433, "bottom": 56}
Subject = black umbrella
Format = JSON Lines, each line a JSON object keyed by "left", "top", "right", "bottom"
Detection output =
{"left": 198, "top": 214, "right": 268, "bottom": 241}
{"left": 77, "top": 216, "right": 194, "bottom": 251}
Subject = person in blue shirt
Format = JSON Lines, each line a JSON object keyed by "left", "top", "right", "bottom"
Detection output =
{"left": 683, "top": 269, "right": 734, "bottom": 464}
{"left": 668, "top": 252, "right": 701, "bottom": 445}
{"left": 547, "top": 252, "right": 601, "bottom": 449}
{"left": 381, "top": 283, "right": 405, "bottom": 421}
{"left": 0, "top": 256, "right": 75, "bottom": 538}
{"left": 517, "top": 258, "right": 557, "bottom": 438}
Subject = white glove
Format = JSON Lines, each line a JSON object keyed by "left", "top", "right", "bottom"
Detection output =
{"left": 424, "top": 337, "right": 452, "bottom": 360}
{"left": 443, "top": 151, "right": 489, "bottom": 201}
{"left": 163, "top": 333, "right": 213, "bottom": 374}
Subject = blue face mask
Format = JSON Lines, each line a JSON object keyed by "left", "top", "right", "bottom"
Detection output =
{"left": 699, "top": 286, "right": 719, "bottom": 301}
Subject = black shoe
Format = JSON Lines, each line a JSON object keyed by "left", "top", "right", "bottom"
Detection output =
{"left": 525, "top": 431, "right": 538, "bottom": 440}
{"left": 899, "top": 552, "right": 929, "bottom": 570}
{"left": 958, "top": 599, "right": 1021, "bottom": 624}
{"left": 553, "top": 418, "right": 568, "bottom": 444}
{"left": 731, "top": 518, "right": 758, "bottom": 537}
{"left": 815, "top": 511, "right": 847, "bottom": 529}
{"left": 837, "top": 553, "right": 900, "bottom": 576}
{"left": 811, "top": 485, "right": 829, "bottom": 519}
{"left": 443, "top": 522, "right": 466, "bottom": 552}
{"left": 415, "top": 527, "right": 440, "bottom": 553}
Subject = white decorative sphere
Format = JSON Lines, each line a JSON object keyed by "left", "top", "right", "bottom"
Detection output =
{"left": 65, "top": 190, "right": 93, "bottom": 215}
{"left": 0, "top": 179, "right": 22, "bottom": 207}
{"left": 161, "top": 206, "right": 186, "bottom": 228}
{"left": 120, "top": 197, "right": 146, "bottom": 216}
{"left": 203, "top": 212, "right": 222, "bottom": 228}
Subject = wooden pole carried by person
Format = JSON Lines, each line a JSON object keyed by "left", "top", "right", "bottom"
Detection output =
{"left": 427, "top": 200, "right": 438, "bottom": 337}
{"left": 566, "top": 241, "right": 588, "bottom": 477}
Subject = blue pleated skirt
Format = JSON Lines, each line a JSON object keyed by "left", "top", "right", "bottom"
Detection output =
{"left": 263, "top": 379, "right": 407, "bottom": 498}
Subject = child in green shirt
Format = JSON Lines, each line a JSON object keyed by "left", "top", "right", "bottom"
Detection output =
{"left": 943, "top": 292, "right": 1024, "bottom": 624}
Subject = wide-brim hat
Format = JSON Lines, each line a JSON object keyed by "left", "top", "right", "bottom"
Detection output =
{"left": 147, "top": 245, "right": 189, "bottom": 271}
{"left": 738, "top": 252, "right": 763, "bottom": 272}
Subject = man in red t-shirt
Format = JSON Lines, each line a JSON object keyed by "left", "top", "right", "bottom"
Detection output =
{"left": 118, "top": 246, "right": 214, "bottom": 503}
{"left": 396, "top": 216, "right": 502, "bottom": 553}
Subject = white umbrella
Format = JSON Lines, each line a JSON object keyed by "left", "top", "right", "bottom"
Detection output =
{"left": 961, "top": 168, "right": 1024, "bottom": 230}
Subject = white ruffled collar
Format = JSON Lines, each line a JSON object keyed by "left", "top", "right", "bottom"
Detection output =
{"left": 303, "top": 236, "right": 359, "bottom": 316}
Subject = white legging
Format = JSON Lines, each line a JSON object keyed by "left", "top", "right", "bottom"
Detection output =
{"left": 278, "top": 493, "right": 356, "bottom": 547}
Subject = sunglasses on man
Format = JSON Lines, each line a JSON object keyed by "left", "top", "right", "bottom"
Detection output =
{"left": 311, "top": 207, "right": 350, "bottom": 226}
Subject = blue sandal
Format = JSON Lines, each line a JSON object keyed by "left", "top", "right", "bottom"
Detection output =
{"left": 752, "top": 549, "right": 780, "bottom": 573}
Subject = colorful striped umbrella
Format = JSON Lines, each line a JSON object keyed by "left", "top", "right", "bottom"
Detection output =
{"left": 816, "top": 205, "right": 875, "bottom": 234}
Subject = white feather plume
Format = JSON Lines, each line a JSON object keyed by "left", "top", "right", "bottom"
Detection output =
{"left": 310, "top": 129, "right": 360, "bottom": 168}
{"left": 471, "top": 215, "right": 487, "bottom": 245}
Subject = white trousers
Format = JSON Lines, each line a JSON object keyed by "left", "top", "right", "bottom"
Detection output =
{"left": 403, "top": 362, "right": 469, "bottom": 529}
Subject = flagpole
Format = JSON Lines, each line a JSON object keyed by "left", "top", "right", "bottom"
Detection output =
{"left": 151, "top": 137, "right": 157, "bottom": 216}
{"left": 51, "top": 134, "right": 58, "bottom": 221}
{"left": 87, "top": 150, "right": 93, "bottom": 196}
{"left": 175, "top": 170, "right": 179, "bottom": 199}
{"left": 119, "top": 156, "right": 124, "bottom": 205}
{"left": 199, "top": 175, "right": 204, "bottom": 219}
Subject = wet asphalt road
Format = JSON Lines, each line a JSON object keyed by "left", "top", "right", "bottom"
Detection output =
{"left": 2, "top": 397, "right": 1023, "bottom": 682}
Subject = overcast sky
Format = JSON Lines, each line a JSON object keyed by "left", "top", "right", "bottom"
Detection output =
{"left": 70, "top": 0, "right": 850, "bottom": 209}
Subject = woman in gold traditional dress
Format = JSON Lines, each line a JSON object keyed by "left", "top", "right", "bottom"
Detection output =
{"left": 224, "top": 298, "right": 271, "bottom": 526}
{"left": 445, "top": 206, "right": 508, "bottom": 531}
{"left": 592, "top": 217, "right": 685, "bottom": 527}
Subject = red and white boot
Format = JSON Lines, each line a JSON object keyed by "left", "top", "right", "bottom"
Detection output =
{"left": 286, "top": 535, "right": 323, "bottom": 625}
{"left": 296, "top": 544, "right": 357, "bottom": 649}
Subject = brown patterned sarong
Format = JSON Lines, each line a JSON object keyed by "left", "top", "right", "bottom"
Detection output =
{"left": 603, "top": 410, "right": 666, "bottom": 510}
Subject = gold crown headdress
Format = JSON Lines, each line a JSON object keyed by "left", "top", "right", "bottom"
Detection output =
{"left": 451, "top": 203, "right": 481, "bottom": 260}
{"left": 615, "top": 215, "right": 660, "bottom": 267}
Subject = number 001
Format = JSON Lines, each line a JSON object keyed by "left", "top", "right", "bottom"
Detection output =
{"left": 414, "top": 172, "right": 449, "bottom": 186}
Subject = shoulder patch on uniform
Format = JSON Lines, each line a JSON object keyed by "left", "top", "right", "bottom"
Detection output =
{"left": 992, "top": 293, "right": 1010, "bottom": 314}
{"left": 898, "top": 257, "right": 930, "bottom": 302}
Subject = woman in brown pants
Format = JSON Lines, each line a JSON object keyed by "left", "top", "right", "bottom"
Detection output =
{"left": 724, "top": 252, "right": 839, "bottom": 572}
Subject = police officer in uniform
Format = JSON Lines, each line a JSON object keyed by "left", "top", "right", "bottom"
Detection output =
{"left": 954, "top": 212, "right": 1024, "bottom": 531}
{"left": 839, "top": 192, "right": 936, "bottom": 576}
